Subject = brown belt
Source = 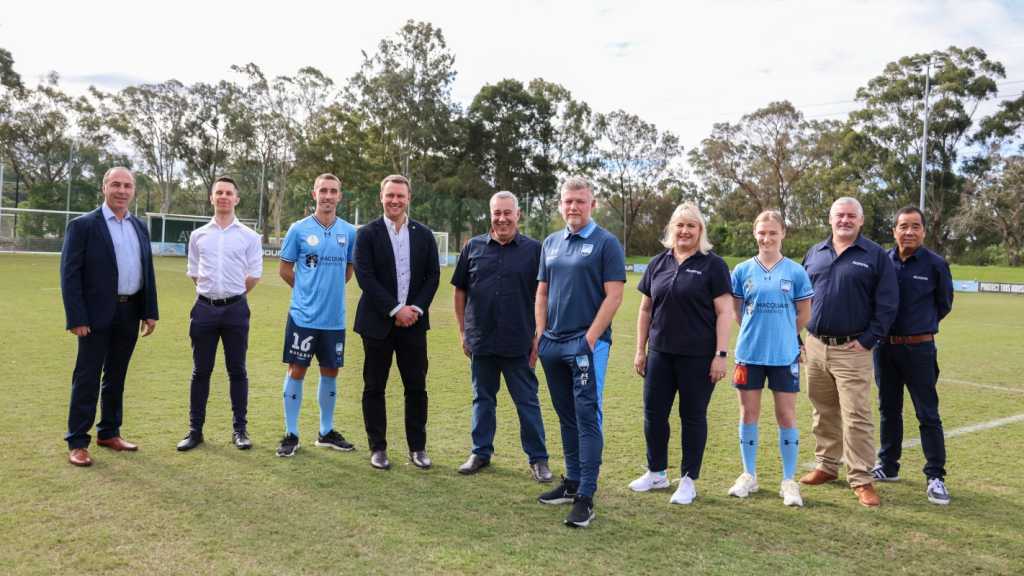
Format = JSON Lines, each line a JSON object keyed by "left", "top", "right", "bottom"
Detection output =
{"left": 888, "top": 334, "right": 934, "bottom": 344}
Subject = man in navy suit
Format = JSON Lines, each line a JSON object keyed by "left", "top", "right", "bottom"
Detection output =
{"left": 354, "top": 174, "right": 439, "bottom": 470}
{"left": 60, "top": 167, "right": 159, "bottom": 467}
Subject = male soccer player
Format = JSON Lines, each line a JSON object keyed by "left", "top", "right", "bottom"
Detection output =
{"left": 276, "top": 173, "right": 358, "bottom": 457}
{"left": 535, "top": 176, "right": 626, "bottom": 527}
{"left": 61, "top": 167, "right": 158, "bottom": 466}
{"left": 453, "top": 191, "right": 551, "bottom": 482}
{"left": 801, "top": 197, "right": 898, "bottom": 507}
{"left": 354, "top": 174, "right": 440, "bottom": 470}
{"left": 873, "top": 206, "right": 954, "bottom": 505}
{"left": 176, "top": 177, "right": 263, "bottom": 451}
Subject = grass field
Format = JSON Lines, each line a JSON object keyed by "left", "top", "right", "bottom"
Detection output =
{"left": 1, "top": 253, "right": 1022, "bottom": 575}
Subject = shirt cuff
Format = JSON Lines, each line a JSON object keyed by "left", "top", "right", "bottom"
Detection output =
{"left": 410, "top": 305, "right": 424, "bottom": 316}
{"left": 389, "top": 303, "right": 403, "bottom": 317}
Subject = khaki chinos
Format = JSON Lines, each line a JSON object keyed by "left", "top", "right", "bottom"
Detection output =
{"left": 805, "top": 334, "right": 875, "bottom": 487}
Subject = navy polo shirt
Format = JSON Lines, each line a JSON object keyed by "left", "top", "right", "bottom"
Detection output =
{"left": 638, "top": 250, "right": 731, "bottom": 357}
{"left": 451, "top": 232, "right": 541, "bottom": 357}
{"left": 887, "top": 246, "right": 953, "bottom": 336}
{"left": 803, "top": 234, "right": 899, "bottom": 349}
{"left": 538, "top": 220, "right": 626, "bottom": 343}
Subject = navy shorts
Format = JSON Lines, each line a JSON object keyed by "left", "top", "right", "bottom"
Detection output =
{"left": 732, "top": 361, "right": 800, "bottom": 393}
{"left": 282, "top": 315, "right": 346, "bottom": 368}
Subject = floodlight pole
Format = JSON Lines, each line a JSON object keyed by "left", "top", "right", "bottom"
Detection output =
{"left": 65, "top": 142, "right": 75, "bottom": 228}
{"left": 919, "top": 57, "right": 934, "bottom": 213}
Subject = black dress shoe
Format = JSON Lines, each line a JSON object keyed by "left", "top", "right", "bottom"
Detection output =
{"left": 410, "top": 450, "right": 432, "bottom": 469}
{"left": 176, "top": 431, "right": 203, "bottom": 451}
{"left": 530, "top": 459, "right": 554, "bottom": 483}
{"left": 370, "top": 450, "right": 391, "bottom": 470}
{"left": 458, "top": 454, "right": 490, "bottom": 475}
{"left": 233, "top": 429, "right": 252, "bottom": 450}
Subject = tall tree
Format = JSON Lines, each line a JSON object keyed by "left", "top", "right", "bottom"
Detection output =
{"left": 177, "top": 80, "right": 241, "bottom": 196}
{"left": 955, "top": 153, "right": 1024, "bottom": 265}
{"left": 594, "top": 110, "right": 682, "bottom": 254}
{"left": 849, "top": 46, "right": 1005, "bottom": 250}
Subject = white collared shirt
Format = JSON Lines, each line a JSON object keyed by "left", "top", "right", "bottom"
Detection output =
{"left": 187, "top": 217, "right": 263, "bottom": 299}
{"left": 385, "top": 216, "right": 416, "bottom": 316}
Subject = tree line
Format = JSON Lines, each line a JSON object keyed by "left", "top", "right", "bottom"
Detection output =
{"left": 1, "top": 22, "right": 1023, "bottom": 264}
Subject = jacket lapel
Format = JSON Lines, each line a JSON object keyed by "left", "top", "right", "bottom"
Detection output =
{"left": 94, "top": 208, "right": 116, "bottom": 263}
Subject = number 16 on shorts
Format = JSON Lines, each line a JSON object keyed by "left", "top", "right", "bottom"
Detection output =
{"left": 282, "top": 314, "right": 346, "bottom": 368}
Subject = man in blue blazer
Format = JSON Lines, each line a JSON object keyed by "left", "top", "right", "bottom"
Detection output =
{"left": 354, "top": 174, "right": 439, "bottom": 470}
{"left": 60, "top": 167, "right": 159, "bottom": 467}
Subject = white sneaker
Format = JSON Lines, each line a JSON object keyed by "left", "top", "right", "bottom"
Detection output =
{"left": 628, "top": 470, "right": 670, "bottom": 492}
{"left": 669, "top": 475, "right": 696, "bottom": 505}
{"left": 727, "top": 472, "right": 759, "bottom": 498}
{"left": 780, "top": 479, "right": 803, "bottom": 507}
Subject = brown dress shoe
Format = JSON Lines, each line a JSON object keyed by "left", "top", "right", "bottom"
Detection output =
{"left": 799, "top": 468, "right": 838, "bottom": 485}
{"left": 853, "top": 483, "right": 881, "bottom": 507}
{"left": 69, "top": 448, "right": 93, "bottom": 467}
{"left": 97, "top": 437, "right": 138, "bottom": 451}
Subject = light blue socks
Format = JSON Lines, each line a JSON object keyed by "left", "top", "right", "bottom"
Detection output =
{"left": 318, "top": 376, "right": 337, "bottom": 436}
{"left": 283, "top": 375, "right": 303, "bottom": 436}
{"left": 740, "top": 422, "right": 759, "bottom": 475}
{"left": 779, "top": 427, "right": 800, "bottom": 480}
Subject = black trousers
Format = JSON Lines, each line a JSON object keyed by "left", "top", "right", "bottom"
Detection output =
{"left": 361, "top": 327, "right": 428, "bottom": 452}
{"left": 874, "top": 340, "right": 946, "bottom": 479}
{"left": 66, "top": 298, "right": 141, "bottom": 449}
{"left": 643, "top": 350, "right": 716, "bottom": 479}
{"left": 188, "top": 297, "right": 250, "bottom": 433}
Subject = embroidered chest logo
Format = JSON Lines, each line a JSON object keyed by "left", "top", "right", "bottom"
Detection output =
{"left": 306, "top": 234, "right": 320, "bottom": 246}
{"left": 780, "top": 279, "right": 793, "bottom": 293}
{"left": 580, "top": 243, "right": 594, "bottom": 256}
{"left": 337, "top": 235, "right": 346, "bottom": 246}
{"left": 851, "top": 260, "right": 870, "bottom": 269}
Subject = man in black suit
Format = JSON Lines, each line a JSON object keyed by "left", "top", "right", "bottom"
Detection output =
{"left": 60, "top": 167, "right": 159, "bottom": 467}
{"left": 354, "top": 174, "right": 440, "bottom": 470}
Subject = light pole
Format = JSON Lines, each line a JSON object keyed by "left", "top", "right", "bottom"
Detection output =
{"left": 919, "top": 55, "right": 939, "bottom": 213}
{"left": 65, "top": 141, "right": 76, "bottom": 228}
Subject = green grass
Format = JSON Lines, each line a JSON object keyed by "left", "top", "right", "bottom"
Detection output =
{"left": 1, "top": 253, "right": 1022, "bottom": 575}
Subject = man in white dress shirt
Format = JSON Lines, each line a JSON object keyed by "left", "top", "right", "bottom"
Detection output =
{"left": 177, "top": 176, "right": 264, "bottom": 451}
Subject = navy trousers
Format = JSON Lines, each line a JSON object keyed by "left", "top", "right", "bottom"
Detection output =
{"left": 538, "top": 335, "right": 610, "bottom": 498}
{"left": 643, "top": 350, "right": 716, "bottom": 479}
{"left": 469, "top": 354, "right": 548, "bottom": 463}
{"left": 66, "top": 298, "right": 141, "bottom": 449}
{"left": 874, "top": 341, "right": 947, "bottom": 479}
{"left": 188, "top": 297, "right": 250, "bottom": 433}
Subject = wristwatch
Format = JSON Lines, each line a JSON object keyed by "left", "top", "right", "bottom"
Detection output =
{"left": 717, "top": 350, "right": 728, "bottom": 358}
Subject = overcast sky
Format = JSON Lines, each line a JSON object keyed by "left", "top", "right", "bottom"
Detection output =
{"left": 3, "top": 0, "right": 1023, "bottom": 150}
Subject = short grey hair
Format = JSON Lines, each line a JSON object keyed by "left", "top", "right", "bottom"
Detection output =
{"left": 102, "top": 167, "right": 135, "bottom": 186}
{"left": 490, "top": 191, "right": 518, "bottom": 211}
{"left": 560, "top": 176, "right": 593, "bottom": 197}
{"left": 830, "top": 196, "right": 863, "bottom": 217}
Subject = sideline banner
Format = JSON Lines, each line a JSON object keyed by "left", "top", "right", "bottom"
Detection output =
{"left": 977, "top": 282, "right": 1024, "bottom": 295}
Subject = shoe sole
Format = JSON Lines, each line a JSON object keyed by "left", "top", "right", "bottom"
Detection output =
{"left": 565, "top": 511, "right": 595, "bottom": 528}
{"left": 276, "top": 445, "right": 299, "bottom": 458}
{"left": 370, "top": 461, "right": 391, "bottom": 470}
{"left": 629, "top": 481, "right": 670, "bottom": 492}
{"left": 235, "top": 443, "right": 252, "bottom": 450}
{"left": 728, "top": 485, "right": 759, "bottom": 498}
{"left": 315, "top": 441, "right": 355, "bottom": 452}
{"left": 927, "top": 496, "right": 950, "bottom": 505}
{"left": 539, "top": 496, "right": 575, "bottom": 505}
{"left": 780, "top": 493, "right": 804, "bottom": 507}
{"left": 176, "top": 442, "right": 203, "bottom": 452}
{"left": 872, "top": 476, "right": 900, "bottom": 483}
{"left": 458, "top": 463, "right": 490, "bottom": 475}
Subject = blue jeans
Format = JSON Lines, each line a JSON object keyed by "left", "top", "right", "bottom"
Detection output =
{"left": 538, "top": 335, "right": 610, "bottom": 498}
{"left": 470, "top": 354, "right": 548, "bottom": 463}
{"left": 874, "top": 340, "right": 946, "bottom": 479}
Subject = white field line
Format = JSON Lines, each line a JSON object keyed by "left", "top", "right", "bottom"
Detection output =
{"left": 939, "top": 377, "right": 1023, "bottom": 394}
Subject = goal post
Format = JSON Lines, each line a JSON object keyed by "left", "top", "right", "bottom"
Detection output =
{"left": 147, "top": 212, "right": 259, "bottom": 256}
{"left": 433, "top": 231, "right": 450, "bottom": 267}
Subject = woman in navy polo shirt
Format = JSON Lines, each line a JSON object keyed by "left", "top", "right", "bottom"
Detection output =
{"left": 727, "top": 211, "right": 813, "bottom": 507}
{"left": 629, "top": 202, "right": 733, "bottom": 504}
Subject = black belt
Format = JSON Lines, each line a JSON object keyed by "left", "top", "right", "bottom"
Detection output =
{"left": 116, "top": 293, "right": 140, "bottom": 303}
{"left": 198, "top": 294, "right": 244, "bottom": 306}
{"left": 813, "top": 333, "right": 862, "bottom": 346}
{"left": 888, "top": 334, "right": 934, "bottom": 344}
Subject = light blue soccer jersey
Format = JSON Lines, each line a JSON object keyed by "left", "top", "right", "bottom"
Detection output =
{"left": 280, "top": 215, "right": 357, "bottom": 330}
{"left": 732, "top": 256, "right": 813, "bottom": 366}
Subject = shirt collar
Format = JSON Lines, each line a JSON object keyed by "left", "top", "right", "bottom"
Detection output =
{"left": 212, "top": 216, "right": 240, "bottom": 231}
{"left": 488, "top": 231, "right": 521, "bottom": 246}
{"left": 101, "top": 202, "right": 130, "bottom": 222}
{"left": 562, "top": 219, "right": 597, "bottom": 240}
{"left": 822, "top": 234, "right": 867, "bottom": 252}
{"left": 385, "top": 216, "right": 407, "bottom": 235}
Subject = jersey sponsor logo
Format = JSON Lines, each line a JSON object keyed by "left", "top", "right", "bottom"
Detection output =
{"left": 913, "top": 275, "right": 929, "bottom": 281}
{"left": 305, "top": 254, "right": 319, "bottom": 269}
{"left": 306, "top": 234, "right": 320, "bottom": 246}
{"left": 851, "top": 260, "right": 870, "bottom": 269}
{"left": 581, "top": 243, "right": 594, "bottom": 256}
{"left": 781, "top": 279, "right": 793, "bottom": 293}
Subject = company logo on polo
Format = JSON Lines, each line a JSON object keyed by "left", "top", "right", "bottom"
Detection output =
{"left": 913, "top": 275, "right": 929, "bottom": 281}
{"left": 685, "top": 269, "right": 702, "bottom": 275}
{"left": 852, "top": 260, "right": 870, "bottom": 269}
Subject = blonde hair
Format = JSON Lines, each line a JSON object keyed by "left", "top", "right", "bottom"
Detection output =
{"left": 380, "top": 174, "right": 412, "bottom": 195}
{"left": 662, "top": 202, "right": 713, "bottom": 254}
{"left": 754, "top": 210, "right": 786, "bottom": 231}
